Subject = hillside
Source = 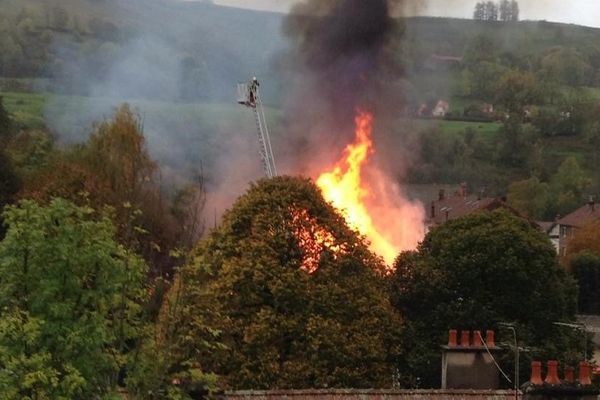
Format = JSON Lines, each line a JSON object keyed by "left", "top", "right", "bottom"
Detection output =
{"left": 2, "top": 2, "right": 600, "bottom": 219}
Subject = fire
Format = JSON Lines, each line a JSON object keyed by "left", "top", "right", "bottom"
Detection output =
{"left": 316, "top": 111, "right": 425, "bottom": 265}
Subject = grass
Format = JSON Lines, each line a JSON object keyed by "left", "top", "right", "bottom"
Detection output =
{"left": 1, "top": 92, "right": 48, "bottom": 129}
{"left": 414, "top": 119, "right": 502, "bottom": 141}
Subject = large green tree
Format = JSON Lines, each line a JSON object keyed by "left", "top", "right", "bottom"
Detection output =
{"left": 390, "top": 210, "right": 578, "bottom": 388}
{"left": 148, "top": 177, "right": 402, "bottom": 393}
{"left": 0, "top": 199, "right": 147, "bottom": 398}
{"left": 571, "top": 252, "right": 600, "bottom": 315}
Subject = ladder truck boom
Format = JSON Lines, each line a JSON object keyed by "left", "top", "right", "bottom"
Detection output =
{"left": 237, "top": 77, "right": 277, "bottom": 178}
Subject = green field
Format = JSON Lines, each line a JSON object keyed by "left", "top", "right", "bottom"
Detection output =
{"left": 415, "top": 119, "right": 502, "bottom": 141}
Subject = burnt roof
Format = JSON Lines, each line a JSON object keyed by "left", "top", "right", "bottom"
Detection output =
{"left": 558, "top": 203, "right": 600, "bottom": 228}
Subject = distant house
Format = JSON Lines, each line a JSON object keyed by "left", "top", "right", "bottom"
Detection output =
{"left": 425, "top": 54, "right": 463, "bottom": 71}
{"left": 481, "top": 103, "right": 494, "bottom": 115}
{"left": 537, "top": 221, "right": 560, "bottom": 254}
{"left": 557, "top": 199, "right": 600, "bottom": 257}
{"left": 432, "top": 100, "right": 450, "bottom": 118}
{"left": 426, "top": 184, "right": 507, "bottom": 231}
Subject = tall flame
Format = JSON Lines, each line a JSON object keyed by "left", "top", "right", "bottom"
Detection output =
{"left": 316, "top": 111, "right": 425, "bottom": 265}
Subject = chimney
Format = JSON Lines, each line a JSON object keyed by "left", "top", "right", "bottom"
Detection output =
{"left": 461, "top": 330, "right": 470, "bottom": 347}
{"left": 545, "top": 360, "right": 560, "bottom": 385}
{"left": 530, "top": 361, "right": 543, "bottom": 385}
{"left": 431, "top": 201, "right": 436, "bottom": 219}
{"left": 448, "top": 330, "right": 458, "bottom": 347}
{"left": 439, "top": 189, "right": 446, "bottom": 201}
{"left": 579, "top": 361, "right": 592, "bottom": 385}
{"left": 485, "top": 330, "right": 495, "bottom": 347}
{"left": 564, "top": 365, "right": 574, "bottom": 383}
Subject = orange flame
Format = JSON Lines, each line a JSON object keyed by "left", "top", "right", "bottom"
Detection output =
{"left": 316, "top": 111, "right": 425, "bottom": 265}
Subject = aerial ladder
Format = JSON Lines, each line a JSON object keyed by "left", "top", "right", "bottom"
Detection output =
{"left": 237, "top": 77, "right": 278, "bottom": 178}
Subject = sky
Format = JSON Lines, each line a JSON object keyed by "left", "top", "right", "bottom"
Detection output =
{"left": 210, "top": 0, "right": 600, "bottom": 28}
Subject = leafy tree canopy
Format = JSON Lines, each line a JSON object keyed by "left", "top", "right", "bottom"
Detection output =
{"left": 390, "top": 210, "right": 578, "bottom": 388}
{"left": 571, "top": 252, "right": 600, "bottom": 315}
{"left": 150, "top": 177, "right": 402, "bottom": 393}
{"left": 0, "top": 199, "right": 147, "bottom": 398}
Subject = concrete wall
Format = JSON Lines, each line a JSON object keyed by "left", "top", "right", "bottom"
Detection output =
{"left": 224, "top": 389, "right": 520, "bottom": 400}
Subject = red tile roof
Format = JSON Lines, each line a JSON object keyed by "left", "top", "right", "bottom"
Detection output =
{"left": 558, "top": 203, "right": 600, "bottom": 228}
{"left": 427, "top": 195, "right": 503, "bottom": 225}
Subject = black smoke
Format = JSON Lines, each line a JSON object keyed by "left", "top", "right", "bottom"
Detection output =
{"left": 279, "top": 0, "right": 413, "bottom": 175}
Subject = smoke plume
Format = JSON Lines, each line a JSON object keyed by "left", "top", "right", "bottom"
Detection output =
{"left": 280, "top": 0, "right": 426, "bottom": 256}
{"left": 280, "top": 0, "right": 417, "bottom": 173}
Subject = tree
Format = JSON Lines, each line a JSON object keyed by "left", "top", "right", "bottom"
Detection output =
{"left": 549, "top": 157, "right": 591, "bottom": 216}
{"left": 473, "top": 2, "right": 485, "bottom": 20}
{"left": 510, "top": 0, "right": 520, "bottom": 21}
{"left": 390, "top": 210, "right": 578, "bottom": 388}
{"left": 20, "top": 105, "right": 189, "bottom": 278}
{"left": 495, "top": 69, "right": 538, "bottom": 113}
{"left": 0, "top": 96, "right": 13, "bottom": 143}
{"left": 0, "top": 150, "right": 21, "bottom": 239}
{"left": 484, "top": 1, "right": 498, "bottom": 21}
{"left": 507, "top": 177, "right": 550, "bottom": 219}
{"left": 499, "top": 0, "right": 511, "bottom": 22}
{"left": 151, "top": 177, "right": 402, "bottom": 392}
{"left": 0, "top": 199, "right": 147, "bottom": 398}
{"left": 571, "top": 252, "right": 600, "bottom": 314}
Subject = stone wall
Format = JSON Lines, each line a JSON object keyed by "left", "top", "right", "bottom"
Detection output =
{"left": 224, "top": 389, "right": 522, "bottom": 400}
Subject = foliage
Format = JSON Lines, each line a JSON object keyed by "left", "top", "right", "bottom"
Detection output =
{"left": 0, "top": 96, "right": 13, "bottom": 142}
{"left": 549, "top": 157, "right": 591, "bottom": 216}
{"left": 0, "top": 199, "right": 147, "bottom": 398}
{"left": 0, "top": 150, "right": 21, "bottom": 238}
{"left": 390, "top": 210, "right": 578, "bottom": 388}
{"left": 495, "top": 69, "right": 538, "bottom": 113}
{"left": 507, "top": 176, "right": 550, "bottom": 219}
{"left": 565, "top": 220, "right": 600, "bottom": 261}
{"left": 154, "top": 177, "right": 402, "bottom": 391}
{"left": 20, "top": 104, "right": 189, "bottom": 277}
{"left": 571, "top": 252, "right": 600, "bottom": 315}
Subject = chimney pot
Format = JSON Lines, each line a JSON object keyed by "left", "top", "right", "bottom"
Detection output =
{"left": 448, "top": 329, "right": 458, "bottom": 347}
{"left": 485, "top": 330, "right": 495, "bottom": 347}
{"left": 545, "top": 360, "right": 560, "bottom": 385}
{"left": 531, "top": 361, "right": 543, "bottom": 385}
{"left": 579, "top": 361, "right": 592, "bottom": 385}
{"left": 460, "top": 330, "right": 470, "bottom": 347}
{"left": 472, "top": 330, "right": 482, "bottom": 347}
{"left": 564, "top": 366, "right": 574, "bottom": 383}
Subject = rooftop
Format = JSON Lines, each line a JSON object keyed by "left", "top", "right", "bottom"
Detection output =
{"left": 558, "top": 202, "right": 600, "bottom": 228}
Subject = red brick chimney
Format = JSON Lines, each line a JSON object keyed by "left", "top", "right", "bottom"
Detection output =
{"left": 461, "top": 330, "right": 470, "bottom": 347}
{"left": 530, "top": 361, "right": 543, "bottom": 385}
{"left": 579, "top": 361, "right": 592, "bottom": 385}
{"left": 564, "top": 366, "right": 574, "bottom": 383}
{"left": 448, "top": 330, "right": 457, "bottom": 347}
{"left": 485, "top": 330, "right": 495, "bottom": 347}
{"left": 545, "top": 361, "right": 560, "bottom": 385}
